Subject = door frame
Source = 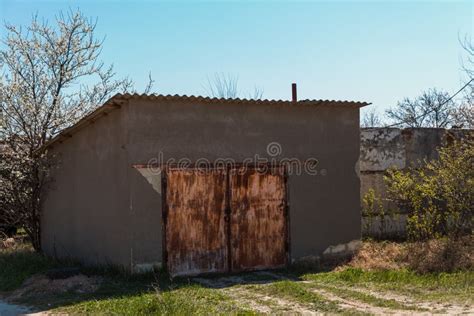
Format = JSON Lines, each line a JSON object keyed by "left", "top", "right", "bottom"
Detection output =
{"left": 161, "top": 163, "right": 291, "bottom": 275}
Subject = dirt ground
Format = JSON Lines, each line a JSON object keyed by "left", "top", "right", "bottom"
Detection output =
{"left": 1, "top": 269, "right": 472, "bottom": 315}
{"left": 1, "top": 239, "right": 472, "bottom": 315}
{"left": 0, "top": 273, "right": 102, "bottom": 315}
{"left": 8, "top": 274, "right": 102, "bottom": 302}
{"left": 192, "top": 271, "right": 474, "bottom": 315}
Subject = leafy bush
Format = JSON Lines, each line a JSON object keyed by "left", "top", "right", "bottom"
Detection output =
{"left": 362, "top": 189, "right": 383, "bottom": 230}
{"left": 362, "top": 189, "right": 401, "bottom": 240}
{"left": 384, "top": 138, "right": 473, "bottom": 240}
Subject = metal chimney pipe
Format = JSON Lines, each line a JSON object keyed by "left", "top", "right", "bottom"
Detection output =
{"left": 292, "top": 83, "right": 297, "bottom": 102}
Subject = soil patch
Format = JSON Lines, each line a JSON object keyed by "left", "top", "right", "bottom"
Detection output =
{"left": 8, "top": 274, "right": 102, "bottom": 302}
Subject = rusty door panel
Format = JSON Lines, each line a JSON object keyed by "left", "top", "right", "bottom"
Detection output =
{"left": 165, "top": 168, "right": 228, "bottom": 276}
{"left": 230, "top": 166, "right": 288, "bottom": 272}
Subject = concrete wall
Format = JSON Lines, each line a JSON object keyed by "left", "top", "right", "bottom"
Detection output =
{"left": 42, "top": 98, "right": 362, "bottom": 271}
{"left": 359, "top": 127, "right": 473, "bottom": 237}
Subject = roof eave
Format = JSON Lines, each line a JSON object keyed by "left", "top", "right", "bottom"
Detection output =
{"left": 37, "top": 97, "right": 125, "bottom": 153}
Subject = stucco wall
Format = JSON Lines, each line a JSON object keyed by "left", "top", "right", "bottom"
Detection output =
{"left": 41, "top": 108, "right": 131, "bottom": 267}
{"left": 124, "top": 99, "right": 361, "bottom": 268}
{"left": 42, "top": 98, "right": 362, "bottom": 271}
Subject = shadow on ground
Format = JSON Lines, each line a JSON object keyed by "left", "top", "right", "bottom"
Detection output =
{"left": 8, "top": 265, "right": 326, "bottom": 313}
{"left": 1, "top": 246, "right": 344, "bottom": 313}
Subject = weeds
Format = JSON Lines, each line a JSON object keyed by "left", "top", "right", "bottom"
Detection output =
{"left": 254, "top": 280, "right": 341, "bottom": 312}
{"left": 0, "top": 246, "right": 57, "bottom": 291}
{"left": 60, "top": 285, "right": 251, "bottom": 315}
{"left": 304, "top": 267, "right": 474, "bottom": 293}
{"left": 1, "top": 240, "right": 472, "bottom": 314}
{"left": 344, "top": 238, "right": 473, "bottom": 273}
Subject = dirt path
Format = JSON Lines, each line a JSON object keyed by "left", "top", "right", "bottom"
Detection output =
{"left": 301, "top": 279, "right": 473, "bottom": 315}
{"left": 225, "top": 286, "right": 316, "bottom": 314}
{"left": 309, "top": 287, "right": 417, "bottom": 315}
{"left": 193, "top": 274, "right": 317, "bottom": 314}
{"left": 339, "top": 285, "right": 474, "bottom": 315}
{"left": 193, "top": 272, "right": 473, "bottom": 315}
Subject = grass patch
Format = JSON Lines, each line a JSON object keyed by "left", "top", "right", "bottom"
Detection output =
{"left": 0, "top": 246, "right": 57, "bottom": 291}
{"left": 303, "top": 268, "right": 474, "bottom": 303}
{"left": 248, "top": 280, "right": 341, "bottom": 313}
{"left": 59, "top": 284, "right": 253, "bottom": 315}
{"left": 304, "top": 267, "right": 473, "bottom": 288}
{"left": 1, "top": 241, "right": 472, "bottom": 314}
{"left": 0, "top": 246, "right": 253, "bottom": 314}
{"left": 304, "top": 282, "right": 421, "bottom": 311}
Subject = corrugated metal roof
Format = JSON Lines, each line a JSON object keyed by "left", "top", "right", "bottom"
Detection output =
{"left": 115, "top": 93, "right": 370, "bottom": 107}
{"left": 116, "top": 93, "right": 370, "bottom": 107}
{"left": 40, "top": 93, "right": 370, "bottom": 151}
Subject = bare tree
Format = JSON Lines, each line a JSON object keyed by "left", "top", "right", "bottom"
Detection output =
{"left": 249, "top": 85, "right": 264, "bottom": 100}
{"left": 205, "top": 73, "right": 238, "bottom": 98}
{"left": 456, "top": 35, "right": 474, "bottom": 128}
{"left": 386, "top": 88, "right": 456, "bottom": 128}
{"left": 143, "top": 71, "right": 155, "bottom": 95}
{"left": 204, "top": 72, "right": 263, "bottom": 100}
{"left": 452, "top": 103, "right": 473, "bottom": 128}
{"left": 0, "top": 10, "right": 153, "bottom": 251}
{"left": 361, "top": 108, "right": 384, "bottom": 127}
{"left": 460, "top": 34, "right": 474, "bottom": 80}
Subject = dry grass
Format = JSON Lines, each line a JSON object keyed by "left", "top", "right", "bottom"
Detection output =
{"left": 405, "top": 236, "right": 474, "bottom": 273}
{"left": 345, "top": 236, "right": 473, "bottom": 273}
{"left": 342, "top": 240, "right": 408, "bottom": 271}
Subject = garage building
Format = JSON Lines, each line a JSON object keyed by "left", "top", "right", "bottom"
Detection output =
{"left": 41, "top": 93, "right": 368, "bottom": 276}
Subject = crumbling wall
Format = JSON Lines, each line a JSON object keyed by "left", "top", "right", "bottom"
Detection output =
{"left": 359, "top": 128, "right": 473, "bottom": 238}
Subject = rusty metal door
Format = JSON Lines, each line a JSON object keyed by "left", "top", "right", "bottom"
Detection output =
{"left": 164, "top": 168, "right": 228, "bottom": 276}
{"left": 229, "top": 166, "right": 288, "bottom": 272}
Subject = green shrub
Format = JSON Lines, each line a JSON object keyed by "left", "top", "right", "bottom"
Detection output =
{"left": 362, "top": 189, "right": 400, "bottom": 239}
{"left": 362, "top": 189, "right": 383, "bottom": 235}
{"left": 384, "top": 139, "right": 473, "bottom": 241}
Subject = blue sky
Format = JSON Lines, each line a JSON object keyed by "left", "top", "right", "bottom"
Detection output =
{"left": 1, "top": 0, "right": 472, "bottom": 117}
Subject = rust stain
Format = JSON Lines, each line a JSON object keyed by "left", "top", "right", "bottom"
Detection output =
{"left": 165, "top": 168, "right": 228, "bottom": 276}
{"left": 165, "top": 166, "right": 288, "bottom": 276}
{"left": 229, "top": 166, "right": 288, "bottom": 272}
